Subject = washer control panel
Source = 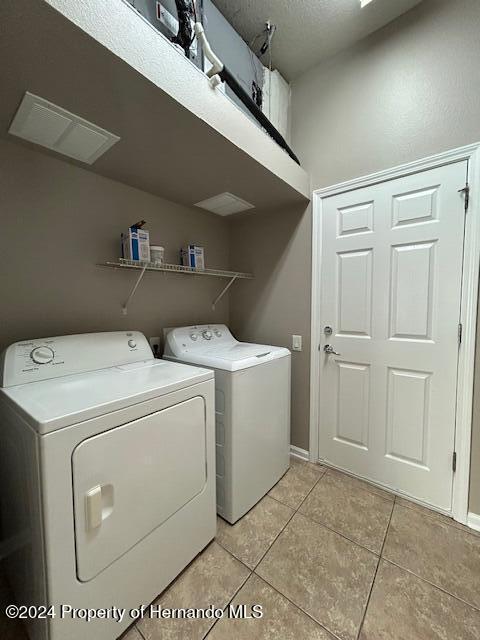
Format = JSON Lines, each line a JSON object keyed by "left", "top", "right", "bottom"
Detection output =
{"left": 165, "top": 324, "right": 235, "bottom": 355}
{"left": 0, "top": 331, "right": 153, "bottom": 388}
{"left": 183, "top": 326, "right": 226, "bottom": 343}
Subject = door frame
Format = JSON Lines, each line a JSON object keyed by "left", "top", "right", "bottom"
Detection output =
{"left": 309, "top": 142, "right": 480, "bottom": 523}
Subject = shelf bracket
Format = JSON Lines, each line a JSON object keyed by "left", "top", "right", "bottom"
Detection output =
{"left": 121, "top": 266, "right": 147, "bottom": 315}
{"left": 212, "top": 275, "right": 238, "bottom": 310}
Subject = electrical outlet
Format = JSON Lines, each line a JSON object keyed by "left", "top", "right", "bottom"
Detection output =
{"left": 292, "top": 335, "right": 302, "bottom": 352}
{"left": 149, "top": 336, "right": 161, "bottom": 358}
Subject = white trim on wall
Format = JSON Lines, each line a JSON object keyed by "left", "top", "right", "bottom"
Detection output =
{"left": 309, "top": 142, "right": 480, "bottom": 524}
{"left": 467, "top": 512, "right": 480, "bottom": 532}
{"left": 290, "top": 445, "right": 310, "bottom": 461}
{"left": 309, "top": 199, "right": 321, "bottom": 464}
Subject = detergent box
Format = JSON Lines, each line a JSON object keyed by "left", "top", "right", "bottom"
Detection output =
{"left": 122, "top": 227, "right": 150, "bottom": 262}
{"left": 181, "top": 245, "right": 205, "bottom": 270}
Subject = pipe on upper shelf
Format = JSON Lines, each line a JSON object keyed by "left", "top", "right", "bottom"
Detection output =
{"left": 193, "top": 21, "right": 300, "bottom": 165}
{"left": 194, "top": 22, "right": 223, "bottom": 78}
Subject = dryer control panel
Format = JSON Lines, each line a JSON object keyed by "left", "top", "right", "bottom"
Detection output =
{"left": 0, "top": 331, "right": 153, "bottom": 387}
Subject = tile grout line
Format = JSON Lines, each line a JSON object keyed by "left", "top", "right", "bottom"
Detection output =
{"left": 251, "top": 463, "right": 392, "bottom": 639}
{"left": 320, "top": 465, "right": 471, "bottom": 539}
{"left": 380, "top": 501, "right": 480, "bottom": 613}
{"left": 395, "top": 500, "right": 480, "bottom": 539}
{"left": 213, "top": 537, "right": 255, "bottom": 572}
{"left": 294, "top": 511, "right": 385, "bottom": 558}
{"left": 267, "top": 467, "right": 328, "bottom": 511}
{"left": 251, "top": 570, "right": 344, "bottom": 640}
{"left": 292, "top": 466, "right": 399, "bottom": 557}
{"left": 247, "top": 462, "right": 329, "bottom": 573}
{"left": 323, "top": 467, "right": 396, "bottom": 503}
{"left": 331, "top": 469, "right": 478, "bottom": 540}
{"left": 203, "top": 466, "right": 336, "bottom": 639}
{"left": 146, "top": 461, "right": 384, "bottom": 640}
{"left": 131, "top": 465, "right": 381, "bottom": 639}
{"left": 257, "top": 465, "right": 330, "bottom": 556}
{"left": 355, "top": 495, "right": 396, "bottom": 640}
{"left": 245, "top": 467, "right": 343, "bottom": 639}
{"left": 294, "top": 471, "right": 392, "bottom": 556}
{"left": 133, "top": 539, "right": 252, "bottom": 640}
{"left": 201, "top": 566, "right": 253, "bottom": 640}
{"left": 132, "top": 465, "right": 471, "bottom": 640}
{"left": 381, "top": 557, "right": 480, "bottom": 613}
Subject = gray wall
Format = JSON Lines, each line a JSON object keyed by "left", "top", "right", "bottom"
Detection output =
{"left": 292, "top": 0, "right": 480, "bottom": 190}
{"left": 230, "top": 0, "right": 480, "bottom": 512}
{"left": 0, "top": 139, "right": 230, "bottom": 351}
{"left": 229, "top": 203, "right": 312, "bottom": 451}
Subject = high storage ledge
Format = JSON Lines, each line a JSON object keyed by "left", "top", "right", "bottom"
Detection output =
{"left": 0, "top": 0, "right": 310, "bottom": 212}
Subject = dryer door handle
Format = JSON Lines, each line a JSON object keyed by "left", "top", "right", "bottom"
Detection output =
{"left": 85, "top": 486, "right": 102, "bottom": 530}
{"left": 85, "top": 484, "right": 114, "bottom": 531}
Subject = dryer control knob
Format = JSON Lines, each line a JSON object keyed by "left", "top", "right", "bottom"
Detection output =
{"left": 128, "top": 339, "right": 137, "bottom": 348}
{"left": 190, "top": 333, "right": 199, "bottom": 341}
{"left": 202, "top": 330, "right": 213, "bottom": 340}
{"left": 214, "top": 330, "right": 222, "bottom": 337}
{"left": 31, "top": 346, "right": 54, "bottom": 365}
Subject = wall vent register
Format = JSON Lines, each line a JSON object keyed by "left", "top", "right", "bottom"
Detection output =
{"left": 8, "top": 92, "right": 120, "bottom": 164}
{"left": 194, "top": 192, "right": 255, "bottom": 216}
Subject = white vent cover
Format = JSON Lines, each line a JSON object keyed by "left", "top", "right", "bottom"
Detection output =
{"left": 8, "top": 92, "right": 120, "bottom": 164}
{"left": 194, "top": 192, "right": 255, "bottom": 216}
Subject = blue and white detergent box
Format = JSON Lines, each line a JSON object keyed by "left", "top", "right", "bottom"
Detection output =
{"left": 122, "top": 227, "right": 150, "bottom": 262}
{"left": 181, "top": 245, "right": 205, "bottom": 270}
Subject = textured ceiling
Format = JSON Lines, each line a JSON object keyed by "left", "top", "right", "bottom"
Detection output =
{"left": 211, "top": 0, "right": 423, "bottom": 80}
{"left": 0, "top": 0, "right": 309, "bottom": 211}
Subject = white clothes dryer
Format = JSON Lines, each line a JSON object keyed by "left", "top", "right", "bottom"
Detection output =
{"left": 0, "top": 331, "right": 216, "bottom": 640}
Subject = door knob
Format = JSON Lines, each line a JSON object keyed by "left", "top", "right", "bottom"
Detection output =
{"left": 324, "top": 344, "right": 341, "bottom": 355}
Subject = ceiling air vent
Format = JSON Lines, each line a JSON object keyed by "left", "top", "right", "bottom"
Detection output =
{"left": 8, "top": 92, "right": 120, "bottom": 164}
{"left": 194, "top": 192, "right": 255, "bottom": 216}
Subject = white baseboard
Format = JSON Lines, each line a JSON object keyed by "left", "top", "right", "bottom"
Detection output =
{"left": 290, "top": 445, "right": 310, "bottom": 461}
{"left": 467, "top": 512, "right": 480, "bottom": 532}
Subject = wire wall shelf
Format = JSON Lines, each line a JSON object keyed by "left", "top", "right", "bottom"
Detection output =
{"left": 99, "top": 259, "right": 253, "bottom": 314}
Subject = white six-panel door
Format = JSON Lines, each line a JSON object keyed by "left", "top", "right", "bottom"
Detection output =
{"left": 318, "top": 161, "right": 468, "bottom": 510}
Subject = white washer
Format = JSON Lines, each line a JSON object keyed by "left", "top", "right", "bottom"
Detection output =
{"left": 0, "top": 331, "right": 216, "bottom": 640}
{"left": 163, "top": 324, "right": 290, "bottom": 523}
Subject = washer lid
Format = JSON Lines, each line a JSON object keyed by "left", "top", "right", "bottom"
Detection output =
{"left": 167, "top": 343, "right": 290, "bottom": 372}
{"left": 163, "top": 324, "right": 290, "bottom": 372}
{"left": 0, "top": 360, "right": 213, "bottom": 434}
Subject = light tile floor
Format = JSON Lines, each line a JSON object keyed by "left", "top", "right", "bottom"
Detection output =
{"left": 2, "top": 457, "right": 480, "bottom": 640}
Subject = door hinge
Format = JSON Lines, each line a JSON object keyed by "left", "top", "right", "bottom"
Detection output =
{"left": 458, "top": 323, "right": 463, "bottom": 345}
{"left": 452, "top": 451, "right": 457, "bottom": 473}
{"left": 458, "top": 184, "right": 470, "bottom": 212}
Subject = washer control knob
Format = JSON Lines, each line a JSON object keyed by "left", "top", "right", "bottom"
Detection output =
{"left": 202, "top": 330, "right": 213, "bottom": 340}
{"left": 190, "top": 333, "right": 199, "bottom": 341}
{"left": 128, "top": 339, "right": 137, "bottom": 348}
{"left": 214, "top": 330, "right": 222, "bottom": 337}
{"left": 31, "top": 346, "right": 54, "bottom": 365}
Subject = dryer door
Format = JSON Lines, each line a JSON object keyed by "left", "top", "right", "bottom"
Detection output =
{"left": 72, "top": 396, "right": 207, "bottom": 582}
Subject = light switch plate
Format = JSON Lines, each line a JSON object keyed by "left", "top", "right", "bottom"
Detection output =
{"left": 292, "top": 335, "right": 302, "bottom": 352}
